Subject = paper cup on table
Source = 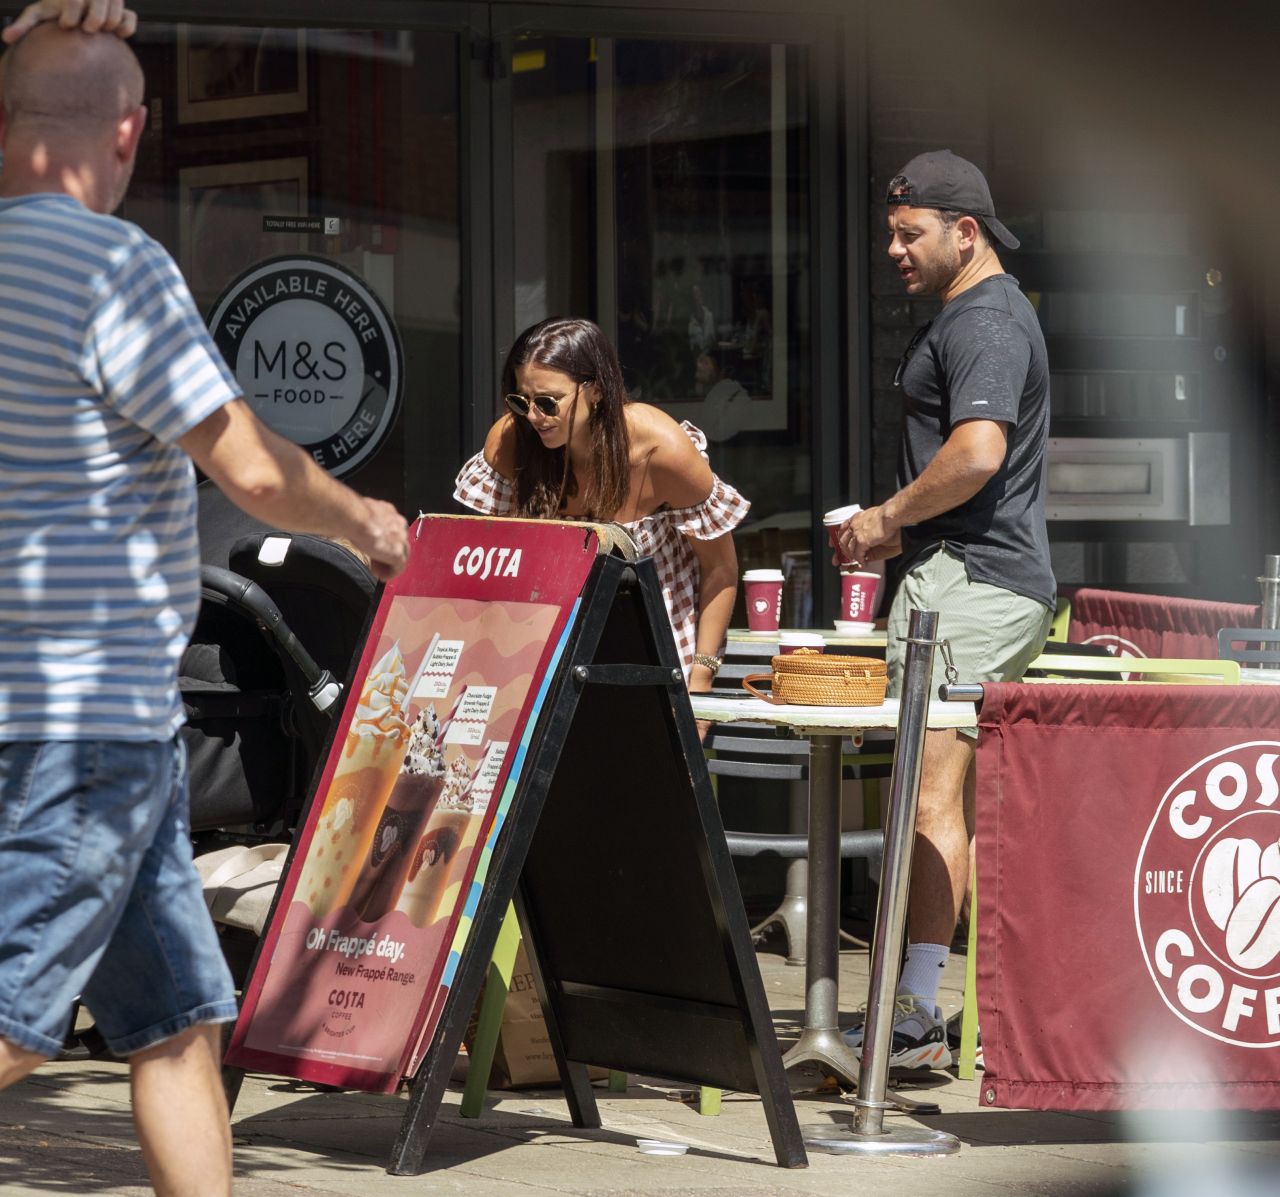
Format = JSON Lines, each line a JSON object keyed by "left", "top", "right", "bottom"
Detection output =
{"left": 778, "top": 631, "right": 825, "bottom": 655}
{"left": 823, "top": 504, "right": 861, "bottom": 567}
{"left": 742, "top": 568, "right": 784, "bottom": 632}
{"left": 840, "top": 570, "right": 882, "bottom": 622}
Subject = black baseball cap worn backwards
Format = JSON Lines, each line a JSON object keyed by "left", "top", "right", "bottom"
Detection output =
{"left": 887, "top": 149, "right": 1020, "bottom": 250}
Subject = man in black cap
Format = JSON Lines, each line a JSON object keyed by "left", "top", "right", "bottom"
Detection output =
{"left": 839, "top": 150, "right": 1055, "bottom": 1070}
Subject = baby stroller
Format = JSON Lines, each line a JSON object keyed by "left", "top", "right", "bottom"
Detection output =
{"left": 62, "top": 487, "right": 379, "bottom": 1059}
{"left": 184, "top": 545, "right": 375, "bottom": 836}
{"left": 186, "top": 481, "right": 379, "bottom": 965}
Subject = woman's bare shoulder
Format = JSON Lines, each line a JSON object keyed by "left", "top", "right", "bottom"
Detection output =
{"left": 626, "top": 404, "right": 710, "bottom": 504}
{"left": 625, "top": 402, "right": 690, "bottom": 457}
{"left": 482, "top": 415, "right": 520, "bottom": 477}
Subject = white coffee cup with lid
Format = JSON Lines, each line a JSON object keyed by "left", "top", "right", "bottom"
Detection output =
{"left": 778, "top": 631, "right": 825, "bottom": 655}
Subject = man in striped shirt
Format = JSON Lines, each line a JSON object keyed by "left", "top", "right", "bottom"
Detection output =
{"left": 0, "top": 18, "right": 410, "bottom": 1197}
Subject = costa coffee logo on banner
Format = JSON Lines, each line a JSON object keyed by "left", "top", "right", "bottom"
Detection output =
{"left": 1135, "top": 742, "right": 1280, "bottom": 1048}
{"left": 452, "top": 545, "right": 522, "bottom": 581}
{"left": 208, "top": 256, "right": 404, "bottom": 479}
{"left": 1083, "top": 633, "right": 1147, "bottom": 659}
{"left": 1084, "top": 633, "right": 1146, "bottom": 680}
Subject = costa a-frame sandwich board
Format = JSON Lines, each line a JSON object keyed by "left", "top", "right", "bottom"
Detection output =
{"left": 224, "top": 514, "right": 805, "bottom": 1174}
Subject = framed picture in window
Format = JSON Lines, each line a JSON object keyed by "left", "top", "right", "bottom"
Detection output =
{"left": 178, "top": 156, "right": 310, "bottom": 303}
{"left": 176, "top": 26, "right": 307, "bottom": 125}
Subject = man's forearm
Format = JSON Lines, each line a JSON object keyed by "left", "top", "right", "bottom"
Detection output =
{"left": 185, "top": 404, "right": 357, "bottom": 533}
{"left": 180, "top": 399, "right": 410, "bottom": 577}
{"left": 840, "top": 421, "right": 1006, "bottom": 565}
{"left": 882, "top": 435, "right": 999, "bottom": 533}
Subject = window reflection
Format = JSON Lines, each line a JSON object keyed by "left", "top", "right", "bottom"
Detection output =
{"left": 125, "top": 25, "right": 462, "bottom": 514}
{"left": 510, "top": 35, "right": 814, "bottom": 610}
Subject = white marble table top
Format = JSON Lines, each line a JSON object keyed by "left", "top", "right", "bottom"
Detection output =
{"left": 726, "top": 627, "right": 888, "bottom": 652}
{"left": 688, "top": 692, "right": 976, "bottom": 735}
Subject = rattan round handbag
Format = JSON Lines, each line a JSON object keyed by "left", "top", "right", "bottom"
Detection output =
{"left": 742, "top": 649, "right": 888, "bottom": 706}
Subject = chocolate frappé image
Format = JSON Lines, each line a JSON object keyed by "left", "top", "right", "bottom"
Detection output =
{"left": 295, "top": 643, "right": 410, "bottom": 917}
{"left": 395, "top": 751, "right": 478, "bottom": 928}
{"left": 349, "top": 701, "right": 449, "bottom": 922}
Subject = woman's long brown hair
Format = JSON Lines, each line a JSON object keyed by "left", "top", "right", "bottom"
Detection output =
{"left": 502, "top": 318, "right": 631, "bottom": 520}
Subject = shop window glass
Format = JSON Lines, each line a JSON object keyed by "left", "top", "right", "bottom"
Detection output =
{"left": 125, "top": 24, "right": 462, "bottom": 515}
{"left": 509, "top": 35, "right": 813, "bottom": 600}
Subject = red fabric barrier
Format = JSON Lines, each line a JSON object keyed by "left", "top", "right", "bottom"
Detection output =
{"left": 975, "top": 681, "right": 1280, "bottom": 1110}
{"left": 1067, "top": 587, "right": 1260, "bottom": 660}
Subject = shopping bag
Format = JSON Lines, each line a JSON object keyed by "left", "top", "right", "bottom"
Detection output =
{"left": 194, "top": 842, "right": 289, "bottom": 936}
{"left": 466, "top": 939, "right": 606, "bottom": 1089}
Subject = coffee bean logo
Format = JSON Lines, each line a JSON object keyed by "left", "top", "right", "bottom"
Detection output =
{"left": 1135, "top": 741, "right": 1280, "bottom": 1047}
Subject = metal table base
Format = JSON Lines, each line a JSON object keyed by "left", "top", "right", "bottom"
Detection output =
{"left": 780, "top": 734, "right": 864, "bottom": 1082}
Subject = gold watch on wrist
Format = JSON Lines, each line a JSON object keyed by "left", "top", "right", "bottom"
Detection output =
{"left": 692, "top": 652, "right": 723, "bottom": 676}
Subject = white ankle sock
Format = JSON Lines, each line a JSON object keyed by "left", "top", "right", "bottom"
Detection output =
{"left": 897, "top": 942, "right": 948, "bottom": 1008}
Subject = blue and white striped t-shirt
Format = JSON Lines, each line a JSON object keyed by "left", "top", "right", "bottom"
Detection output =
{"left": 0, "top": 194, "right": 240, "bottom": 741}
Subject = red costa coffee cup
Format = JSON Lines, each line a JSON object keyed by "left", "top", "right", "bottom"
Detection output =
{"left": 743, "top": 568, "right": 784, "bottom": 632}
{"left": 840, "top": 570, "right": 882, "bottom": 622}
{"left": 823, "top": 504, "right": 861, "bottom": 567}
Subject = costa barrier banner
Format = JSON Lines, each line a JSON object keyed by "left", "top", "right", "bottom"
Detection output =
{"left": 975, "top": 681, "right": 1280, "bottom": 1110}
{"left": 227, "top": 515, "right": 598, "bottom": 1091}
{"left": 1069, "top": 587, "right": 1260, "bottom": 661}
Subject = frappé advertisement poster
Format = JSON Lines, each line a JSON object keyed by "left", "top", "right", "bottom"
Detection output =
{"left": 226, "top": 515, "right": 601, "bottom": 1091}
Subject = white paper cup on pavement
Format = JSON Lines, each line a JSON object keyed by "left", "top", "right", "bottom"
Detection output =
{"left": 636, "top": 1139, "right": 689, "bottom": 1156}
{"left": 742, "top": 568, "right": 785, "bottom": 632}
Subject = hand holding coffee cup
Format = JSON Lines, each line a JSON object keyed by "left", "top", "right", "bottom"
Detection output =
{"left": 823, "top": 504, "right": 861, "bottom": 567}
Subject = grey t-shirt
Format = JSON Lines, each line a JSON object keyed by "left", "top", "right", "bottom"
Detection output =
{"left": 896, "top": 274, "right": 1055, "bottom": 609}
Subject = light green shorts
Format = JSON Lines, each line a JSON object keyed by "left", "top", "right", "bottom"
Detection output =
{"left": 885, "top": 547, "right": 1053, "bottom": 736}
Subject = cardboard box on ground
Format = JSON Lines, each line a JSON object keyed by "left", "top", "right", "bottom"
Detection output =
{"left": 461, "top": 939, "right": 607, "bottom": 1089}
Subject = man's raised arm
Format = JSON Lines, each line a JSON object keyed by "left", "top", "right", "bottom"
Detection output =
{"left": 180, "top": 399, "right": 411, "bottom": 581}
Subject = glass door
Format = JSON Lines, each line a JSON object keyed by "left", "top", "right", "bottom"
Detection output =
{"left": 488, "top": 6, "right": 843, "bottom": 623}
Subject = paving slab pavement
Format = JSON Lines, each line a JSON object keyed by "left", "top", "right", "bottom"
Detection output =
{"left": 2, "top": 947, "right": 1280, "bottom": 1195}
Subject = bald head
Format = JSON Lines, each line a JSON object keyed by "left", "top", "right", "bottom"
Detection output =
{"left": 2, "top": 23, "right": 143, "bottom": 134}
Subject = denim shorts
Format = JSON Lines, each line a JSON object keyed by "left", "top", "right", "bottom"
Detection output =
{"left": 0, "top": 738, "right": 237, "bottom": 1058}
{"left": 886, "top": 547, "right": 1053, "bottom": 737}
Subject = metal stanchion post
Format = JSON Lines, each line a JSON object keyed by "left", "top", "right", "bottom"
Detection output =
{"left": 1259, "top": 554, "right": 1280, "bottom": 670}
{"left": 808, "top": 608, "right": 960, "bottom": 1157}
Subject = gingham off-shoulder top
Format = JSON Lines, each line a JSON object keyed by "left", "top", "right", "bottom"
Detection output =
{"left": 453, "top": 421, "right": 750, "bottom": 678}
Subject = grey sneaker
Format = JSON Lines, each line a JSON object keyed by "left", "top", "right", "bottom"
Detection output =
{"left": 842, "top": 995, "right": 953, "bottom": 1070}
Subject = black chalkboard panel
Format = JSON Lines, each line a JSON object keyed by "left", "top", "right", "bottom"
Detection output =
{"left": 388, "top": 554, "right": 804, "bottom": 1174}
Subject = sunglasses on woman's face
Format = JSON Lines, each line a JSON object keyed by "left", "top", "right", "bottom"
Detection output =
{"left": 504, "top": 392, "right": 564, "bottom": 418}
{"left": 503, "top": 380, "right": 586, "bottom": 419}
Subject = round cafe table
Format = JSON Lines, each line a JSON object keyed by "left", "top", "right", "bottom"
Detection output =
{"left": 688, "top": 691, "right": 976, "bottom": 1086}
{"left": 727, "top": 626, "right": 889, "bottom": 653}
{"left": 717, "top": 628, "right": 890, "bottom": 964}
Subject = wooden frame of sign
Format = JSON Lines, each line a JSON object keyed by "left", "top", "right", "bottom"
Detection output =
{"left": 388, "top": 551, "right": 805, "bottom": 1173}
